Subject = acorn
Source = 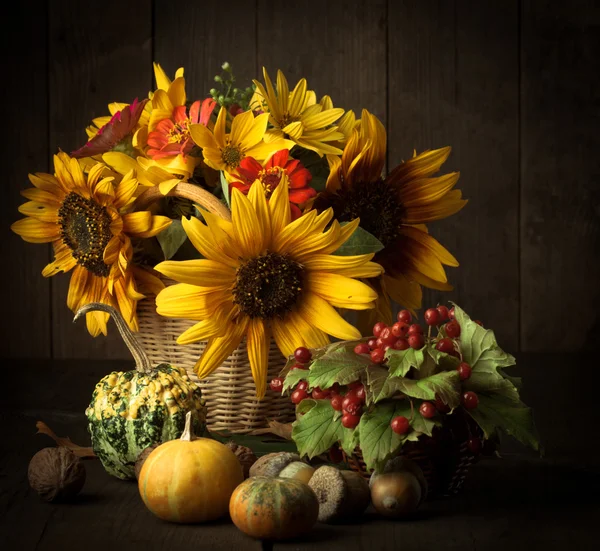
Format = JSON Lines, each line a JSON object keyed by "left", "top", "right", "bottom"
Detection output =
{"left": 225, "top": 442, "right": 258, "bottom": 479}
{"left": 28, "top": 447, "right": 86, "bottom": 502}
{"left": 370, "top": 471, "right": 421, "bottom": 518}
{"left": 308, "top": 466, "right": 370, "bottom": 523}
{"left": 278, "top": 461, "right": 315, "bottom": 484}
{"left": 248, "top": 452, "right": 301, "bottom": 478}
{"left": 370, "top": 456, "right": 428, "bottom": 504}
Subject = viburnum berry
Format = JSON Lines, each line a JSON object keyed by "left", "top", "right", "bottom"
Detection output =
{"left": 445, "top": 320, "right": 461, "bottom": 338}
{"left": 457, "top": 362, "right": 472, "bottom": 380}
{"left": 449, "top": 307, "right": 455, "bottom": 319}
{"left": 342, "top": 395, "right": 362, "bottom": 416}
{"left": 269, "top": 377, "right": 284, "bottom": 392}
{"left": 297, "top": 380, "right": 308, "bottom": 391}
{"left": 407, "top": 333, "right": 424, "bottom": 349}
{"left": 437, "top": 305, "right": 450, "bottom": 322}
{"left": 291, "top": 389, "right": 308, "bottom": 404}
{"left": 294, "top": 346, "right": 312, "bottom": 364}
{"left": 435, "top": 338, "right": 454, "bottom": 354}
{"left": 341, "top": 413, "right": 360, "bottom": 429}
{"left": 419, "top": 401, "right": 437, "bottom": 419}
{"left": 373, "top": 322, "right": 387, "bottom": 337}
{"left": 393, "top": 338, "right": 409, "bottom": 350}
{"left": 370, "top": 348, "right": 386, "bottom": 364}
{"left": 290, "top": 363, "right": 307, "bottom": 370}
{"left": 462, "top": 391, "right": 479, "bottom": 409}
{"left": 392, "top": 321, "right": 410, "bottom": 338}
{"left": 329, "top": 446, "right": 344, "bottom": 463}
{"left": 367, "top": 338, "right": 378, "bottom": 349}
{"left": 407, "top": 323, "right": 423, "bottom": 335}
{"left": 434, "top": 395, "right": 450, "bottom": 413}
{"left": 467, "top": 438, "right": 482, "bottom": 454}
{"left": 379, "top": 326, "right": 396, "bottom": 345}
{"left": 331, "top": 394, "right": 344, "bottom": 411}
{"left": 330, "top": 382, "right": 341, "bottom": 394}
{"left": 397, "top": 309, "right": 412, "bottom": 324}
{"left": 354, "top": 342, "right": 370, "bottom": 355}
{"left": 348, "top": 381, "right": 362, "bottom": 390}
{"left": 354, "top": 384, "right": 366, "bottom": 402}
{"left": 312, "top": 387, "right": 330, "bottom": 400}
{"left": 424, "top": 308, "right": 441, "bottom": 326}
{"left": 390, "top": 416, "right": 410, "bottom": 435}
{"left": 376, "top": 337, "right": 385, "bottom": 348}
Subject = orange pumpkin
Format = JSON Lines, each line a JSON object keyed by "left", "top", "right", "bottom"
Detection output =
{"left": 138, "top": 412, "right": 243, "bottom": 523}
{"left": 229, "top": 476, "right": 319, "bottom": 540}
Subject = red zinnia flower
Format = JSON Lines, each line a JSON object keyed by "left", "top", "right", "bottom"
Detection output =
{"left": 147, "top": 98, "right": 216, "bottom": 159}
{"left": 231, "top": 150, "right": 315, "bottom": 219}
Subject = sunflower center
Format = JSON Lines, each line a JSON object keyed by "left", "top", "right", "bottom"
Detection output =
{"left": 331, "top": 179, "right": 404, "bottom": 247}
{"left": 233, "top": 252, "right": 304, "bottom": 319}
{"left": 58, "top": 192, "right": 112, "bottom": 277}
{"left": 258, "top": 167, "right": 284, "bottom": 198}
{"left": 221, "top": 144, "right": 244, "bottom": 169}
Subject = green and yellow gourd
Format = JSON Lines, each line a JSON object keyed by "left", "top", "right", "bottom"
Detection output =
{"left": 75, "top": 303, "right": 207, "bottom": 480}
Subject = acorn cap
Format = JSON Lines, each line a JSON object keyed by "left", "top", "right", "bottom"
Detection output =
{"left": 248, "top": 452, "right": 301, "bottom": 478}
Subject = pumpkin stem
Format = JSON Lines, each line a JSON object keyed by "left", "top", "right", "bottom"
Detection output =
{"left": 180, "top": 411, "right": 197, "bottom": 442}
{"left": 73, "top": 303, "right": 152, "bottom": 374}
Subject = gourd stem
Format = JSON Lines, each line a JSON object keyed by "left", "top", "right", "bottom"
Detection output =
{"left": 180, "top": 411, "right": 196, "bottom": 442}
{"left": 132, "top": 182, "right": 231, "bottom": 221}
{"left": 73, "top": 303, "right": 152, "bottom": 374}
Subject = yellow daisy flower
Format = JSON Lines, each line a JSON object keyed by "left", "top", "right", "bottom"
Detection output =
{"left": 11, "top": 153, "right": 171, "bottom": 336}
{"left": 252, "top": 68, "right": 346, "bottom": 156}
{"left": 189, "top": 106, "right": 292, "bottom": 175}
{"left": 314, "top": 109, "right": 467, "bottom": 321}
{"left": 154, "top": 178, "right": 383, "bottom": 398}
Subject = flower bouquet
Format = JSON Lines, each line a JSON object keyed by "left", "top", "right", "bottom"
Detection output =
{"left": 12, "top": 62, "right": 467, "bottom": 432}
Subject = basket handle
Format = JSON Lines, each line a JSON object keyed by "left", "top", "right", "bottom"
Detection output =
{"left": 132, "top": 181, "right": 232, "bottom": 221}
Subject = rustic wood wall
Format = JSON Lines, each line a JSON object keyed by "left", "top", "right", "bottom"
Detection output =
{"left": 1, "top": 0, "right": 598, "bottom": 359}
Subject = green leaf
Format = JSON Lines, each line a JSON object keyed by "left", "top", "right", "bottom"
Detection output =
{"left": 340, "top": 425, "right": 359, "bottom": 455}
{"left": 282, "top": 368, "right": 310, "bottom": 392}
{"left": 289, "top": 146, "right": 330, "bottom": 192}
{"left": 385, "top": 347, "right": 425, "bottom": 377}
{"left": 393, "top": 371, "right": 461, "bottom": 409}
{"left": 366, "top": 366, "right": 404, "bottom": 403}
{"left": 156, "top": 219, "right": 188, "bottom": 260}
{"left": 292, "top": 399, "right": 343, "bottom": 459}
{"left": 426, "top": 346, "right": 461, "bottom": 372}
{"left": 219, "top": 171, "right": 231, "bottom": 207}
{"left": 308, "top": 342, "right": 373, "bottom": 389}
{"left": 333, "top": 224, "right": 384, "bottom": 256}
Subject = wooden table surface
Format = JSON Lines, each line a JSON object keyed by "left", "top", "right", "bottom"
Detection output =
{"left": 1, "top": 355, "right": 598, "bottom": 551}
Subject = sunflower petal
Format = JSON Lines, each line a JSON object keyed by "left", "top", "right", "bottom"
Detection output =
{"left": 231, "top": 186, "right": 263, "bottom": 257}
{"left": 154, "top": 259, "right": 235, "bottom": 287}
{"left": 156, "top": 283, "right": 230, "bottom": 320}
{"left": 11, "top": 218, "right": 60, "bottom": 243}
{"left": 176, "top": 304, "right": 233, "bottom": 344}
{"left": 247, "top": 318, "right": 269, "bottom": 399}
{"left": 194, "top": 318, "right": 248, "bottom": 379}
{"left": 298, "top": 292, "right": 361, "bottom": 340}
{"left": 307, "top": 272, "right": 378, "bottom": 306}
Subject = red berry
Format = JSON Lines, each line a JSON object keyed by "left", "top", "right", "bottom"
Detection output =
{"left": 407, "top": 333, "right": 424, "bottom": 349}
{"left": 424, "top": 308, "right": 441, "bottom": 326}
{"left": 373, "top": 322, "right": 387, "bottom": 337}
{"left": 445, "top": 320, "right": 461, "bottom": 338}
{"left": 467, "top": 438, "right": 482, "bottom": 454}
{"left": 390, "top": 416, "right": 410, "bottom": 435}
{"left": 435, "top": 338, "right": 454, "bottom": 354}
{"left": 393, "top": 338, "right": 409, "bottom": 350}
{"left": 342, "top": 396, "right": 362, "bottom": 416}
{"left": 457, "top": 362, "right": 472, "bottom": 380}
{"left": 297, "top": 380, "right": 308, "bottom": 391}
{"left": 291, "top": 389, "right": 308, "bottom": 404}
{"left": 376, "top": 337, "right": 384, "bottom": 348}
{"left": 474, "top": 320, "right": 484, "bottom": 327}
{"left": 290, "top": 363, "right": 307, "bottom": 371}
{"left": 328, "top": 446, "right": 344, "bottom": 463}
{"left": 370, "top": 348, "right": 386, "bottom": 364}
{"left": 434, "top": 396, "right": 450, "bottom": 413}
{"left": 348, "top": 381, "right": 363, "bottom": 390}
{"left": 449, "top": 307, "right": 455, "bottom": 319}
{"left": 330, "top": 383, "right": 341, "bottom": 394}
{"left": 407, "top": 323, "right": 423, "bottom": 335}
{"left": 341, "top": 413, "right": 360, "bottom": 429}
{"left": 269, "top": 377, "right": 284, "bottom": 392}
{"left": 367, "top": 338, "right": 378, "bottom": 350}
{"left": 437, "top": 305, "right": 450, "bottom": 322}
{"left": 354, "top": 342, "right": 370, "bottom": 355}
{"left": 312, "top": 387, "right": 330, "bottom": 400}
{"left": 380, "top": 327, "right": 397, "bottom": 345}
{"left": 462, "top": 391, "right": 479, "bottom": 409}
{"left": 331, "top": 394, "right": 344, "bottom": 411}
{"left": 397, "top": 309, "right": 412, "bottom": 324}
{"left": 392, "top": 321, "right": 410, "bottom": 338}
{"left": 354, "top": 385, "right": 366, "bottom": 402}
{"left": 294, "top": 346, "right": 312, "bottom": 364}
{"left": 419, "top": 401, "right": 437, "bottom": 419}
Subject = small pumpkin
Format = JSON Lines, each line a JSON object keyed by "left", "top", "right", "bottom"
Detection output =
{"left": 75, "top": 303, "right": 207, "bottom": 480}
{"left": 229, "top": 476, "right": 319, "bottom": 540}
{"left": 139, "top": 411, "right": 243, "bottom": 523}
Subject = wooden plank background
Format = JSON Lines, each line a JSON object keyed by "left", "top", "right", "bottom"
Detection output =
{"left": 1, "top": 0, "right": 597, "bottom": 359}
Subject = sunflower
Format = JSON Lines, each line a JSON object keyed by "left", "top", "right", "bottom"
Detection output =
{"left": 154, "top": 179, "right": 382, "bottom": 398}
{"left": 11, "top": 152, "right": 171, "bottom": 336}
{"left": 252, "top": 68, "right": 345, "bottom": 156}
{"left": 314, "top": 109, "right": 467, "bottom": 322}
{"left": 189, "top": 106, "right": 292, "bottom": 175}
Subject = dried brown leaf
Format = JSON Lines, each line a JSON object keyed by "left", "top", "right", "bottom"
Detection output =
{"left": 36, "top": 421, "right": 97, "bottom": 459}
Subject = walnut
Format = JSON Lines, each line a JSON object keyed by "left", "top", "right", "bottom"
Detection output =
{"left": 135, "top": 444, "right": 159, "bottom": 480}
{"left": 225, "top": 441, "right": 257, "bottom": 478}
{"left": 28, "top": 447, "right": 86, "bottom": 502}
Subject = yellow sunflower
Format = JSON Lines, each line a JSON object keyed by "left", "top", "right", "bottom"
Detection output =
{"left": 189, "top": 106, "right": 292, "bottom": 175}
{"left": 154, "top": 178, "right": 383, "bottom": 398}
{"left": 252, "top": 68, "right": 346, "bottom": 156}
{"left": 11, "top": 152, "right": 171, "bottom": 336}
{"left": 314, "top": 109, "right": 467, "bottom": 323}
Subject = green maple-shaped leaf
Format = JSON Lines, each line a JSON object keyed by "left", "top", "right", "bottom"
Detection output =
{"left": 308, "top": 342, "right": 372, "bottom": 389}
{"left": 340, "top": 425, "right": 360, "bottom": 455}
{"left": 292, "top": 399, "right": 343, "bottom": 459}
{"left": 282, "top": 368, "right": 309, "bottom": 393}
{"left": 366, "top": 366, "right": 404, "bottom": 404}
{"left": 394, "top": 371, "right": 461, "bottom": 409}
{"left": 385, "top": 347, "right": 425, "bottom": 377}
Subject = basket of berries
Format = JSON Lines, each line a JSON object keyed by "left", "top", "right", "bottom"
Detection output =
{"left": 277, "top": 303, "right": 541, "bottom": 498}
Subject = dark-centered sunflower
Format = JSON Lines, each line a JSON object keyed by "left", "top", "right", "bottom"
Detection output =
{"left": 314, "top": 109, "right": 467, "bottom": 323}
